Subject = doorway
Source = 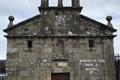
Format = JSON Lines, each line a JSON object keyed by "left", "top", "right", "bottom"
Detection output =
{"left": 51, "top": 73, "right": 70, "bottom": 80}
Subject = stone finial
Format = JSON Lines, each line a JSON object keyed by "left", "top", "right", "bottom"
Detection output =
{"left": 8, "top": 16, "right": 15, "bottom": 28}
{"left": 41, "top": 0, "right": 48, "bottom": 7}
{"left": 106, "top": 16, "right": 113, "bottom": 28}
{"left": 72, "top": 0, "right": 80, "bottom": 7}
{"left": 58, "top": 0, "right": 63, "bottom": 7}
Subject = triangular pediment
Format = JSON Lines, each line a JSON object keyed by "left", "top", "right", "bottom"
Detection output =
{"left": 4, "top": 13, "right": 116, "bottom": 37}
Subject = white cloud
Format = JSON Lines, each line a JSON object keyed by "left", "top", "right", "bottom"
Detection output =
{"left": 0, "top": 34, "right": 7, "bottom": 59}
{"left": 81, "top": 0, "right": 120, "bottom": 19}
{"left": 0, "top": 0, "right": 39, "bottom": 19}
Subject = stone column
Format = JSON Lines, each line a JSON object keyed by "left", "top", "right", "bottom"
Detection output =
{"left": 72, "top": 0, "right": 80, "bottom": 7}
{"left": 41, "top": 0, "right": 48, "bottom": 7}
{"left": 58, "top": 0, "right": 63, "bottom": 7}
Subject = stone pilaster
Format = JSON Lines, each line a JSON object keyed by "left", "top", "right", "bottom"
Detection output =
{"left": 72, "top": 0, "right": 80, "bottom": 7}
{"left": 58, "top": 0, "right": 63, "bottom": 7}
{"left": 41, "top": 0, "right": 48, "bottom": 7}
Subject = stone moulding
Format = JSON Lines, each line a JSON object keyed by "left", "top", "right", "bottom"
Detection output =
{"left": 38, "top": 7, "right": 83, "bottom": 12}
{"left": 4, "top": 35, "right": 117, "bottom": 39}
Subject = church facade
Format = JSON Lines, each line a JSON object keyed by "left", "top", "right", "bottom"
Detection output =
{"left": 4, "top": 0, "right": 117, "bottom": 80}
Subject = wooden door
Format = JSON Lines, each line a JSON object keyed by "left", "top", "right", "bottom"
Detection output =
{"left": 51, "top": 73, "right": 70, "bottom": 80}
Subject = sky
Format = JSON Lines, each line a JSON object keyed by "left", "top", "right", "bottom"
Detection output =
{"left": 0, "top": 0, "right": 120, "bottom": 59}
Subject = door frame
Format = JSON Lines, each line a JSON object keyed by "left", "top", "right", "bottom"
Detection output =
{"left": 51, "top": 73, "right": 70, "bottom": 80}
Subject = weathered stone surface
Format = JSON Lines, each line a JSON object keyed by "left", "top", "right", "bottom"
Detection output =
{"left": 4, "top": 0, "right": 117, "bottom": 80}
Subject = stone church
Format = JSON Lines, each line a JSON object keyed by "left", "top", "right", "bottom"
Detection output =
{"left": 4, "top": 0, "right": 117, "bottom": 80}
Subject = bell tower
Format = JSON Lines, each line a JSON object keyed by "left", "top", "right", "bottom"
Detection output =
{"left": 40, "top": 0, "right": 81, "bottom": 7}
{"left": 39, "top": 0, "right": 82, "bottom": 13}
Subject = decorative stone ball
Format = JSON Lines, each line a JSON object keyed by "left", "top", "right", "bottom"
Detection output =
{"left": 106, "top": 16, "right": 112, "bottom": 22}
{"left": 8, "top": 16, "right": 15, "bottom": 22}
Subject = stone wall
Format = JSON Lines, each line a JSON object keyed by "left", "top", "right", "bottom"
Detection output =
{"left": 6, "top": 37, "right": 116, "bottom": 80}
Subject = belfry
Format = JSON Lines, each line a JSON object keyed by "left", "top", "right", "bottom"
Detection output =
{"left": 4, "top": 0, "right": 117, "bottom": 80}
{"left": 41, "top": 0, "right": 80, "bottom": 7}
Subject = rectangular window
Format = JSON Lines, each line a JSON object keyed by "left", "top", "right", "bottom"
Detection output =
{"left": 27, "top": 40, "right": 32, "bottom": 49}
{"left": 88, "top": 40, "right": 95, "bottom": 47}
